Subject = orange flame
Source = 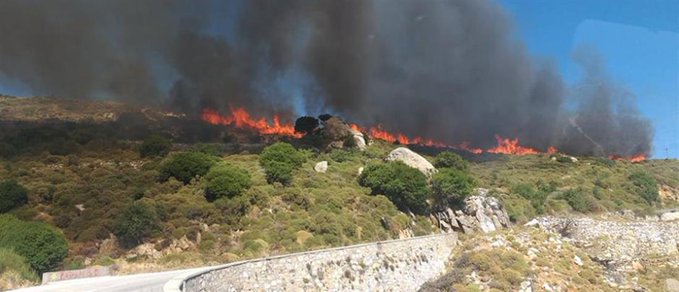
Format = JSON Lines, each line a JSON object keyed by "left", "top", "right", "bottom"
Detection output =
{"left": 202, "top": 107, "right": 573, "bottom": 157}
{"left": 487, "top": 135, "right": 539, "bottom": 155}
{"left": 458, "top": 142, "right": 483, "bottom": 154}
{"left": 201, "top": 108, "right": 302, "bottom": 138}
{"left": 609, "top": 153, "right": 646, "bottom": 163}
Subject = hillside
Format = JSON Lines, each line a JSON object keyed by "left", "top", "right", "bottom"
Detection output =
{"left": 0, "top": 97, "right": 677, "bottom": 290}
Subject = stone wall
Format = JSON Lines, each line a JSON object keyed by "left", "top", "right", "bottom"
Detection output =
{"left": 178, "top": 233, "right": 457, "bottom": 292}
{"left": 536, "top": 216, "right": 679, "bottom": 260}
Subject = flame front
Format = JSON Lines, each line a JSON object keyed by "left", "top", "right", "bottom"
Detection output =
{"left": 487, "top": 135, "right": 539, "bottom": 155}
{"left": 202, "top": 108, "right": 301, "bottom": 138}
{"left": 609, "top": 153, "right": 647, "bottom": 163}
{"left": 201, "top": 107, "right": 646, "bottom": 162}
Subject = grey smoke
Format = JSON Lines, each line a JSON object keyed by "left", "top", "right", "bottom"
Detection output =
{"left": 0, "top": 0, "right": 653, "bottom": 156}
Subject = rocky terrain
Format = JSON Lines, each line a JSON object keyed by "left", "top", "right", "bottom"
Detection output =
{"left": 421, "top": 208, "right": 679, "bottom": 292}
{"left": 0, "top": 97, "right": 677, "bottom": 291}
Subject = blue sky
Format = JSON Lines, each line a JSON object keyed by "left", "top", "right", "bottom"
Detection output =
{"left": 498, "top": 0, "right": 679, "bottom": 158}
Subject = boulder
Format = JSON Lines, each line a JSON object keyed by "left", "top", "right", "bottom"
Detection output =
{"left": 660, "top": 211, "right": 679, "bottom": 222}
{"left": 385, "top": 147, "right": 437, "bottom": 177}
{"left": 349, "top": 128, "right": 367, "bottom": 150}
{"left": 323, "top": 117, "right": 353, "bottom": 141}
{"left": 314, "top": 161, "right": 328, "bottom": 173}
{"left": 319, "top": 116, "right": 367, "bottom": 151}
{"left": 666, "top": 278, "right": 679, "bottom": 292}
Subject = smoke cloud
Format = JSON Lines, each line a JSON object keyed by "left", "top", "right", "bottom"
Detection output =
{"left": 0, "top": 0, "right": 653, "bottom": 156}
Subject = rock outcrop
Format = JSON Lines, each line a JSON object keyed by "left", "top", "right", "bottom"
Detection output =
{"left": 317, "top": 116, "right": 367, "bottom": 151}
{"left": 431, "top": 189, "right": 511, "bottom": 233}
{"left": 314, "top": 161, "right": 328, "bottom": 173}
{"left": 386, "top": 147, "right": 437, "bottom": 177}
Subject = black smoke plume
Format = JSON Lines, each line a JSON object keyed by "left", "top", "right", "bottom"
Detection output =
{"left": 0, "top": 0, "right": 653, "bottom": 156}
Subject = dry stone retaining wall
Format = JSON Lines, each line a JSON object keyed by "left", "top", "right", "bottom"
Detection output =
{"left": 537, "top": 216, "right": 679, "bottom": 260}
{"left": 179, "top": 233, "right": 458, "bottom": 291}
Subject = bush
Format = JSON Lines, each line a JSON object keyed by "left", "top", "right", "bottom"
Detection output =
{"left": 431, "top": 168, "right": 475, "bottom": 208}
{"left": 560, "top": 188, "right": 589, "bottom": 212}
{"left": 259, "top": 143, "right": 306, "bottom": 185}
{"left": 190, "top": 144, "right": 222, "bottom": 157}
{"left": 113, "top": 202, "right": 160, "bottom": 248}
{"left": 434, "top": 151, "right": 469, "bottom": 171}
{"left": 329, "top": 149, "right": 357, "bottom": 163}
{"left": 629, "top": 170, "right": 658, "bottom": 204}
{"left": 139, "top": 135, "right": 172, "bottom": 158}
{"left": 294, "top": 116, "right": 320, "bottom": 135}
{"left": 358, "top": 161, "right": 430, "bottom": 214}
{"left": 204, "top": 164, "right": 252, "bottom": 202}
{"left": 158, "top": 152, "right": 216, "bottom": 184}
{"left": 0, "top": 180, "right": 28, "bottom": 213}
{"left": 0, "top": 248, "right": 38, "bottom": 282}
{"left": 0, "top": 215, "right": 68, "bottom": 273}
{"left": 511, "top": 183, "right": 547, "bottom": 214}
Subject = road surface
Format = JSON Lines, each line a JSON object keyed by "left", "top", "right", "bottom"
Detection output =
{"left": 12, "top": 267, "right": 206, "bottom": 292}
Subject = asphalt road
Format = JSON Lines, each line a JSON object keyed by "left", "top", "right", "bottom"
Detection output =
{"left": 12, "top": 267, "right": 207, "bottom": 292}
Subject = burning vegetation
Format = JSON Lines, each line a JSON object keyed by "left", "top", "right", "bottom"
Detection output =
{"left": 200, "top": 106, "right": 647, "bottom": 162}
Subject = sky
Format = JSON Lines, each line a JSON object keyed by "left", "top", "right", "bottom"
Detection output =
{"left": 498, "top": 0, "right": 679, "bottom": 158}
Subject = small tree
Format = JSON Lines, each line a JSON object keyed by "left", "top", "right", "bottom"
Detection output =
{"left": 0, "top": 180, "right": 28, "bottom": 213}
{"left": 294, "top": 116, "right": 320, "bottom": 135}
{"left": 431, "top": 168, "right": 475, "bottom": 208}
{"left": 259, "top": 143, "right": 306, "bottom": 185}
{"left": 434, "top": 151, "right": 469, "bottom": 171}
{"left": 204, "top": 164, "right": 252, "bottom": 202}
{"left": 113, "top": 202, "right": 160, "bottom": 248}
{"left": 139, "top": 135, "right": 172, "bottom": 158}
{"left": 158, "top": 152, "right": 216, "bottom": 184}
{"left": 358, "top": 161, "right": 430, "bottom": 214}
{"left": 0, "top": 215, "right": 68, "bottom": 273}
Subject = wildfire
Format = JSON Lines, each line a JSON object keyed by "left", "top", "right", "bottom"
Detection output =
{"left": 609, "top": 153, "right": 646, "bottom": 163}
{"left": 487, "top": 135, "right": 539, "bottom": 155}
{"left": 201, "top": 108, "right": 302, "bottom": 138}
{"left": 350, "top": 123, "right": 447, "bottom": 147}
{"left": 458, "top": 142, "right": 483, "bottom": 154}
{"left": 201, "top": 107, "right": 647, "bottom": 162}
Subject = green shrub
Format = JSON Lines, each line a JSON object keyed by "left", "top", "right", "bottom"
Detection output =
{"left": 204, "top": 164, "right": 252, "bottom": 202}
{"left": 190, "top": 144, "right": 222, "bottom": 157}
{"left": 511, "top": 183, "right": 547, "bottom": 214}
{"left": 113, "top": 202, "right": 160, "bottom": 248}
{"left": 560, "top": 188, "right": 589, "bottom": 212}
{"left": 158, "top": 152, "right": 216, "bottom": 184}
{"left": 139, "top": 135, "right": 172, "bottom": 158}
{"left": 431, "top": 168, "right": 475, "bottom": 207}
{"left": 329, "top": 149, "right": 357, "bottom": 163}
{"left": 629, "top": 170, "right": 658, "bottom": 204}
{"left": 259, "top": 143, "right": 306, "bottom": 185}
{"left": 0, "top": 180, "right": 28, "bottom": 213}
{"left": 501, "top": 194, "right": 535, "bottom": 223}
{"left": 434, "top": 151, "right": 469, "bottom": 171}
{"left": 0, "top": 248, "right": 38, "bottom": 282}
{"left": 0, "top": 215, "right": 68, "bottom": 273}
{"left": 358, "top": 161, "right": 430, "bottom": 214}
